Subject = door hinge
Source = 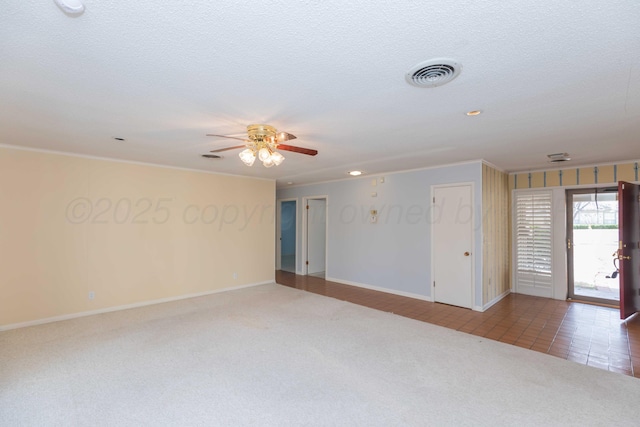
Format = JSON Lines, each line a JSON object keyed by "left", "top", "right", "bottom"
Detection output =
{"left": 433, "top": 197, "right": 435, "bottom": 204}
{"left": 306, "top": 261, "right": 309, "bottom": 265}
{"left": 306, "top": 205, "right": 309, "bottom": 210}
{"left": 567, "top": 239, "right": 571, "bottom": 250}
{"left": 433, "top": 281, "right": 436, "bottom": 287}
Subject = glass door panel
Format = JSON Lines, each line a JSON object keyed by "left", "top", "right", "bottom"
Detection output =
{"left": 567, "top": 188, "right": 619, "bottom": 305}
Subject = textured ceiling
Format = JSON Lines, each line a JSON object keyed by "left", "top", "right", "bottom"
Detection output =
{"left": 2, "top": 1, "right": 640, "bottom": 187}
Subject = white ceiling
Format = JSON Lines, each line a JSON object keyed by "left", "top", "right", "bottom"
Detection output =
{"left": 2, "top": 1, "right": 640, "bottom": 187}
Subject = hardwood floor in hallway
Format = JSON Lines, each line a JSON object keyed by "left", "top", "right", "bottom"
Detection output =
{"left": 276, "top": 270, "right": 640, "bottom": 378}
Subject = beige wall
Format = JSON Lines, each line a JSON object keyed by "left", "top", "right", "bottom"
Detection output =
{"left": 482, "top": 164, "right": 510, "bottom": 306}
{"left": 0, "top": 146, "right": 275, "bottom": 327}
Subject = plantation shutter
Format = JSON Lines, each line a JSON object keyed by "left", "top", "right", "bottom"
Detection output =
{"left": 515, "top": 191, "right": 552, "bottom": 295}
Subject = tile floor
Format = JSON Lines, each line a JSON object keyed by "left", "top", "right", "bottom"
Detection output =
{"left": 276, "top": 270, "right": 640, "bottom": 378}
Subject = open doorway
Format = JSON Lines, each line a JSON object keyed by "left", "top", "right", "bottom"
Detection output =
{"left": 303, "top": 196, "right": 327, "bottom": 278}
{"left": 277, "top": 199, "right": 297, "bottom": 273}
{"left": 567, "top": 188, "right": 619, "bottom": 305}
{"left": 281, "top": 201, "right": 297, "bottom": 272}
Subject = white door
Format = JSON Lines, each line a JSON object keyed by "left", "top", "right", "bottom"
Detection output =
{"left": 432, "top": 184, "right": 473, "bottom": 308}
{"left": 307, "top": 199, "right": 326, "bottom": 275}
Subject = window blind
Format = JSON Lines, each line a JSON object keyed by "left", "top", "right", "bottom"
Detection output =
{"left": 515, "top": 191, "right": 552, "bottom": 289}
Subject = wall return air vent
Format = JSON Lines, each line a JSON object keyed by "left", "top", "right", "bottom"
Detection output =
{"left": 405, "top": 58, "right": 462, "bottom": 88}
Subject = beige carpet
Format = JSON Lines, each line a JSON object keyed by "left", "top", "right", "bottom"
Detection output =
{"left": 1, "top": 283, "right": 639, "bottom": 426}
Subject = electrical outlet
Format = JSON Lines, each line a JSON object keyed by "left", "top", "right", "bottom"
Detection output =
{"left": 88, "top": 291, "right": 95, "bottom": 300}
{"left": 233, "top": 272, "right": 238, "bottom": 280}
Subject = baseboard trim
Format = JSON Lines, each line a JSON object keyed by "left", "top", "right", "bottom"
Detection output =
{"left": 325, "top": 277, "right": 433, "bottom": 302}
{"left": 513, "top": 286, "right": 553, "bottom": 299}
{"left": 482, "top": 289, "right": 511, "bottom": 311}
{"left": 0, "top": 281, "right": 272, "bottom": 332}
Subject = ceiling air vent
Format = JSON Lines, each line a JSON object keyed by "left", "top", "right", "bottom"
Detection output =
{"left": 405, "top": 58, "right": 462, "bottom": 88}
{"left": 547, "top": 153, "right": 571, "bottom": 163}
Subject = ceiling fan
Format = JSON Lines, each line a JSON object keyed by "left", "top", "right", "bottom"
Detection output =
{"left": 207, "top": 124, "right": 318, "bottom": 167}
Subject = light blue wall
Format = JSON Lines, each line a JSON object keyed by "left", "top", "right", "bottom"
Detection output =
{"left": 281, "top": 200, "right": 296, "bottom": 256}
{"left": 277, "top": 161, "right": 484, "bottom": 307}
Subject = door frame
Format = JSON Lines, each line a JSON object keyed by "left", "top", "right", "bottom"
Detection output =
{"left": 301, "top": 195, "right": 328, "bottom": 276}
{"left": 276, "top": 198, "right": 298, "bottom": 272}
{"left": 430, "top": 182, "right": 475, "bottom": 309}
{"left": 565, "top": 186, "right": 619, "bottom": 306}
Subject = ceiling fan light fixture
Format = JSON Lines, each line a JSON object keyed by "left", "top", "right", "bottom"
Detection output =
{"left": 263, "top": 157, "right": 275, "bottom": 168}
{"left": 239, "top": 149, "right": 256, "bottom": 166}
{"left": 258, "top": 147, "right": 271, "bottom": 162}
{"left": 271, "top": 151, "right": 285, "bottom": 166}
{"left": 207, "top": 124, "right": 316, "bottom": 168}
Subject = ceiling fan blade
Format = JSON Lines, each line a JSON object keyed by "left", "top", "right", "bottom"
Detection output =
{"left": 277, "top": 132, "right": 297, "bottom": 142}
{"left": 277, "top": 144, "right": 318, "bottom": 156}
{"left": 210, "top": 145, "right": 246, "bottom": 153}
{"left": 206, "top": 134, "right": 250, "bottom": 143}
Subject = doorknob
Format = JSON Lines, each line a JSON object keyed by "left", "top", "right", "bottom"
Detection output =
{"left": 464, "top": 252, "right": 470, "bottom": 257}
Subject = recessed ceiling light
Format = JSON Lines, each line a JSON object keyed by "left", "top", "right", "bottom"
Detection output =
{"left": 349, "top": 171, "right": 363, "bottom": 176}
{"left": 287, "top": 181, "right": 294, "bottom": 185}
{"left": 202, "top": 154, "right": 222, "bottom": 159}
{"left": 466, "top": 110, "right": 482, "bottom": 116}
{"left": 112, "top": 137, "right": 125, "bottom": 141}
